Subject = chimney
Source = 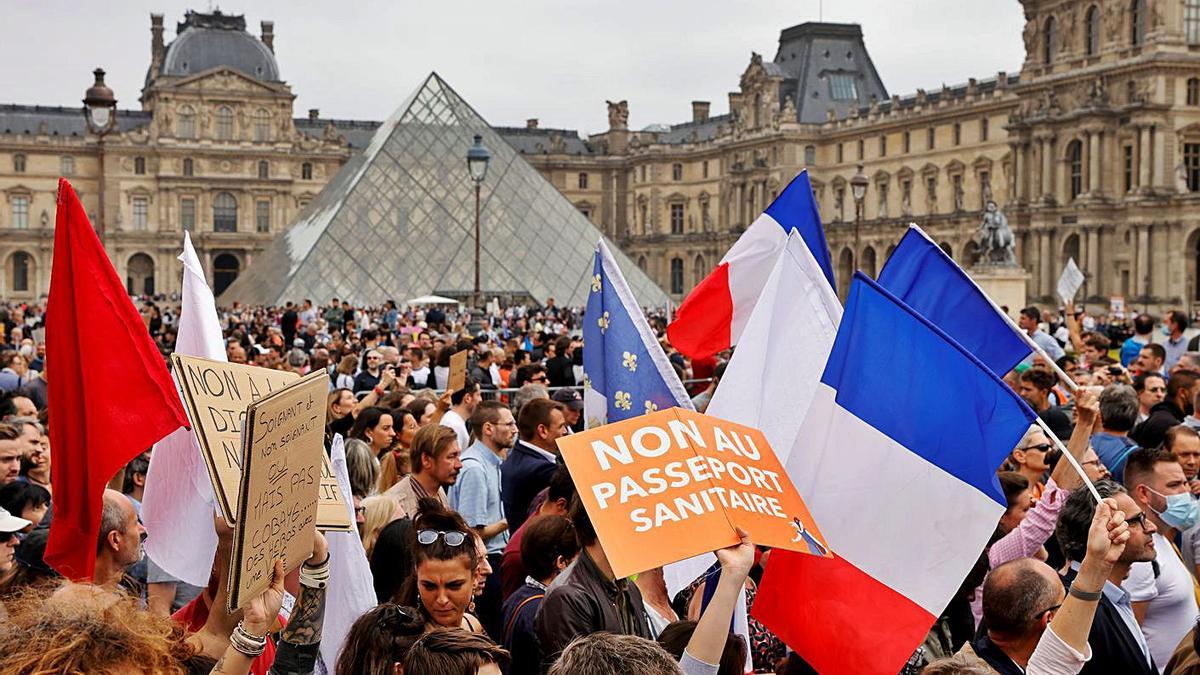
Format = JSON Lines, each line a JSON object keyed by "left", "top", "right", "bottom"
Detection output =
{"left": 526, "top": 118, "right": 538, "bottom": 129}
{"left": 308, "top": 108, "right": 320, "bottom": 121}
{"left": 691, "top": 100, "right": 710, "bottom": 123}
{"left": 261, "top": 21, "right": 274, "bottom": 53}
{"left": 150, "top": 14, "right": 165, "bottom": 74}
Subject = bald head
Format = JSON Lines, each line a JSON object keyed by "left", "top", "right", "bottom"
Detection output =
{"left": 982, "top": 558, "right": 1063, "bottom": 639}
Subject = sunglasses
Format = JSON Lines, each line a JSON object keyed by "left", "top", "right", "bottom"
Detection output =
{"left": 530, "top": 375, "right": 548, "bottom": 382}
{"left": 0, "top": 531, "right": 22, "bottom": 544}
{"left": 417, "top": 529, "right": 468, "bottom": 547}
{"left": 1021, "top": 443, "right": 1052, "bottom": 453}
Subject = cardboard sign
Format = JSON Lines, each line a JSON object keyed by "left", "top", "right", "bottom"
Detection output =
{"left": 227, "top": 370, "right": 327, "bottom": 611}
{"left": 448, "top": 350, "right": 468, "bottom": 392}
{"left": 172, "top": 354, "right": 350, "bottom": 529}
{"left": 317, "top": 454, "right": 354, "bottom": 531}
{"left": 1057, "top": 257, "right": 1085, "bottom": 304}
{"left": 557, "top": 407, "right": 831, "bottom": 579}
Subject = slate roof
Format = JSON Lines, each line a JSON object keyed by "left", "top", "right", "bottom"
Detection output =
{"left": 0, "top": 104, "right": 150, "bottom": 136}
{"left": 153, "top": 11, "right": 280, "bottom": 83}
{"left": 493, "top": 126, "right": 593, "bottom": 156}
{"left": 772, "top": 22, "right": 890, "bottom": 125}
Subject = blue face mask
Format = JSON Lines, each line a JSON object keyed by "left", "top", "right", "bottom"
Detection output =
{"left": 1149, "top": 487, "right": 1200, "bottom": 531}
{"left": 1162, "top": 326, "right": 1172, "bottom": 337}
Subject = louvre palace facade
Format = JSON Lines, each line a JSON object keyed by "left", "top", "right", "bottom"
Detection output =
{"left": 5, "top": 2, "right": 1200, "bottom": 312}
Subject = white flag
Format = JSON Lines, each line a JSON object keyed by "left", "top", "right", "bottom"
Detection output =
{"left": 142, "top": 232, "right": 225, "bottom": 586}
{"left": 663, "top": 232, "right": 841, "bottom": 673}
{"left": 1057, "top": 257, "right": 1085, "bottom": 304}
{"left": 320, "top": 434, "right": 377, "bottom": 671}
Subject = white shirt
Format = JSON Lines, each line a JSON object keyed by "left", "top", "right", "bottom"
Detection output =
{"left": 1126, "top": 532, "right": 1200, "bottom": 672}
{"left": 440, "top": 409, "right": 470, "bottom": 453}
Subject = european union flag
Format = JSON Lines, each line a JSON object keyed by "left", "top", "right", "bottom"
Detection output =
{"left": 583, "top": 241, "right": 694, "bottom": 428}
{"left": 876, "top": 225, "right": 1031, "bottom": 376}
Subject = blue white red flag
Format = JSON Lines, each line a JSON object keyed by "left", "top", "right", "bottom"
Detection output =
{"left": 582, "top": 240, "right": 692, "bottom": 428}
{"left": 667, "top": 170, "right": 835, "bottom": 359}
{"left": 876, "top": 224, "right": 1031, "bottom": 375}
{"left": 753, "top": 271, "right": 1035, "bottom": 675}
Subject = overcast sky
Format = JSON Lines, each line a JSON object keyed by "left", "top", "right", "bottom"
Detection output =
{"left": 2, "top": 1, "right": 1026, "bottom": 135}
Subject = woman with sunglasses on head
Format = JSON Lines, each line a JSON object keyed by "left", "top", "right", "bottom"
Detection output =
{"left": 399, "top": 497, "right": 483, "bottom": 633}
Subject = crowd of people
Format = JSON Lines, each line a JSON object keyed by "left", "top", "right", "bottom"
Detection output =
{"left": 6, "top": 294, "right": 1200, "bottom": 674}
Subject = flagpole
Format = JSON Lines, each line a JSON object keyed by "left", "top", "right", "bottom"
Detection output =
{"left": 1033, "top": 416, "right": 1102, "bottom": 503}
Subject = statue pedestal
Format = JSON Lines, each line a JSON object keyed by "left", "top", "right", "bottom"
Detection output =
{"left": 968, "top": 265, "right": 1030, "bottom": 314}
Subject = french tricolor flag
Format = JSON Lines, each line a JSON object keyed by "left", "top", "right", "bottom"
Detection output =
{"left": 666, "top": 170, "right": 835, "bottom": 359}
{"left": 752, "top": 272, "right": 1035, "bottom": 675}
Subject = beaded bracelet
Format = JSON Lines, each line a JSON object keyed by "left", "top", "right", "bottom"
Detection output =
{"left": 231, "top": 621, "right": 267, "bottom": 657}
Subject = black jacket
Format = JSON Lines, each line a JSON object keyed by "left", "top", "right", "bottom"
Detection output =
{"left": 1132, "top": 401, "right": 1186, "bottom": 449}
{"left": 1062, "top": 567, "right": 1157, "bottom": 675}
{"left": 534, "top": 549, "right": 650, "bottom": 673}
{"left": 501, "top": 441, "right": 556, "bottom": 533}
{"left": 545, "top": 355, "right": 575, "bottom": 388}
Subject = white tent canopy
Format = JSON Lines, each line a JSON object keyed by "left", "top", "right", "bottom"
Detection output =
{"left": 407, "top": 294, "right": 459, "bottom": 306}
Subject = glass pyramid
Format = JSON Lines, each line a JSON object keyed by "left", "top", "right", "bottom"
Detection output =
{"left": 222, "top": 73, "right": 669, "bottom": 308}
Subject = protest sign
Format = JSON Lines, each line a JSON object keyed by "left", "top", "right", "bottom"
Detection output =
{"left": 317, "top": 454, "right": 354, "bottom": 531}
{"left": 172, "top": 354, "right": 350, "bottom": 529}
{"left": 448, "top": 350, "right": 468, "bottom": 392}
{"left": 1057, "top": 257, "right": 1085, "bottom": 304}
{"left": 557, "top": 407, "right": 830, "bottom": 579}
{"left": 227, "top": 370, "right": 327, "bottom": 611}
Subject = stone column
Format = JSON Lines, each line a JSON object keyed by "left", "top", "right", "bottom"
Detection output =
{"left": 1153, "top": 124, "right": 1166, "bottom": 190}
{"left": 1040, "top": 230, "right": 1053, "bottom": 296}
{"left": 1139, "top": 126, "right": 1153, "bottom": 193}
{"left": 1086, "top": 226, "right": 1101, "bottom": 297}
{"left": 1042, "top": 137, "right": 1055, "bottom": 202}
{"left": 1011, "top": 144, "right": 1022, "bottom": 202}
{"left": 1136, "top": 225, "right": 1151, "bottom": 298}
{"left": 1088, "top": 131, "right": 1102, "bottom": 195}
{"left": 1033, "top": 139, "right": 1045, "bottom": 199}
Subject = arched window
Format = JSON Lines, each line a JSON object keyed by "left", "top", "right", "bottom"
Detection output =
{"left": 126, "top": 253, "right": 155, "bottom": 296}
{"left": 216, "top": 106, "right": 234, "bottom": 140}
{"left": 10, "top": 252, "right": 31, "bottom": 292}
{"left": 637, "top": 255, "right": 647, "bottom": 273}
{"left": 1044, "top": 16, "right": 1057, "bottom": 63}
{"left": 939, "top": 242, "right": 954, "bottom": 259}
{"left": 134, "top": 156, "right": 145, "bottom": 175}
{"left": 253, "top": 108, "right": 270, "bottom": 142}
{"left": 12, "top": 154, "right": 25, "bottom": 173}
{"left": 258, "top": 160, "right": 269, "bottom": 179}
{"left": 1132, "top": 0, "right": 1146, "bottom": 46}
{"left": 1068, "top": 140, "right": 1084, "bottom": 199}
{"left": 862, "top": 246, "right": 877, "bottom": 278}
{"left": 183, "top": 158, "right": 194, "bottom": 177}
{"left": 693, "top": 255, "right": 707, "bottom": 288}
{"left": 1188, "top": 78, "right": 1200, "bottom": 106}
{"left": 301, "top": 162, "right": 313, "bottom": 180}
{"left": 213, "top": 192, "right": 238, "bottom": 232}
{"left": 1086, "top": 5, "right": 1101, "bottom": 56}
{"left": 177, "top": 105, "right": 196, "bottom": 139}
{"left": 670, "top": 258, "right": 684, "bottom": 295}
{"left": 213, "top": 253, "right": 240, "bottom": 296}
{"left": 1063, "top": 234, "right": 1081, "bottom": 266}
{"left": 837, "top": 248, "right": 853, "bottom": 300}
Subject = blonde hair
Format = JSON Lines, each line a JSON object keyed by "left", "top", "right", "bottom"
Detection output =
{"left": 360, "top": 495, "right": 401, "bottom": 559}
{"left": 0, "top": 584, "right": 193, "bottom": 674}
{"left": 377, "top": 448, "right": 410, "bottom": 494}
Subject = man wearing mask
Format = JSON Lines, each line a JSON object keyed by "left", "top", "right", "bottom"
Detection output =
{"left": 1133, "top": 371, "right": 1199, "bottom": 449}
{"left": 1123, "top": 448, "right": 1200, "bottom": 671}
{"left": 1162, "top": 311, "right": 1189, "bottom": 371}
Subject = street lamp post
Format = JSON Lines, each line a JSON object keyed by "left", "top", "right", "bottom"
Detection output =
{"left": 850, "top": 162, "right": 868, "bottom": 271}
{"left": 83, "top": 68, "right": 117, "bottom": 246}
{"left": 466, "top": 134, "right": 491, "bottom": 310}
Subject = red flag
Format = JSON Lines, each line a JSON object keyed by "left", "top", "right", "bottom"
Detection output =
{"left": 45, "top": 178, "right": 189, "bottom": 581}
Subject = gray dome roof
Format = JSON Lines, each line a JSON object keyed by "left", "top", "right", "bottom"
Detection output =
{"left": 157, "top": 11, "right": 279, "bottom": 82}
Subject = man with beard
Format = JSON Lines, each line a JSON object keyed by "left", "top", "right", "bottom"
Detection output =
{"left": 450, "top": 401, "right": 516, "bottom": 639}
{"left": 1133, "top": 370, "right": 1199, "bottom": 449}
{"left": 385, "top": 424, "right": 462, "bottom": 518}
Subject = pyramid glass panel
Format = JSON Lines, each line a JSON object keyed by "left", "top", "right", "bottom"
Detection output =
{"left": 222, "top": 73, "right": 668, "bottom": 307}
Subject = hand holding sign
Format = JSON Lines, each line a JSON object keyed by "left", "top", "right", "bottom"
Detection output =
{"left": 556, "top": 407, "right": 831, "bottom": 579}
{"left": 448, "top": 350, "right": 468, "bottom": 393}
{"left": 1057, "top": 257, "right": 1085, "bottom": 304}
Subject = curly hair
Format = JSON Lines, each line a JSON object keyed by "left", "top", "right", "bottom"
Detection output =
{"left": 335, "top": 603, "right": 425, "bottom": 675}
{"left": 0, "top": 586, "right": 194, "bottom": 674}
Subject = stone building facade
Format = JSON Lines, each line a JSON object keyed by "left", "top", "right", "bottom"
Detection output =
{"left": 7, "top": 3, "right": 1200, "bottom": 312}
{"left": 516, "top": 1, "right": 1200, "bottom": 312}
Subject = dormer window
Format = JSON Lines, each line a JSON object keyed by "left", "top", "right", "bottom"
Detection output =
{"left": 829, "top": 74, "right": 858, "bottom": 101}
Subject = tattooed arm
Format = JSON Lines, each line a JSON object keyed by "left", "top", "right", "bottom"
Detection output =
{"left": 268, "top": 531, "right": 330, "bottom": 675}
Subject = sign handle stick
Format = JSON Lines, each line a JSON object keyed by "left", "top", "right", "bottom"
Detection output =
{"left": 1033, "top": 416, "right": 1101, "bottom": 504}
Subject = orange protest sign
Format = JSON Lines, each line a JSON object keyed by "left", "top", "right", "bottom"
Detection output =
{"left": 556, "top": 407, "right": 831, "bottom": 579}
